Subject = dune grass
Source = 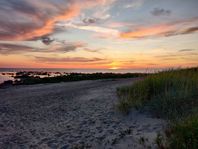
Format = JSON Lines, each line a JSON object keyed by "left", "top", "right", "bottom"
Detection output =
{"left": 117, "top": 67, "right": 198, "bottom": 148}
{"left": 166, "top": 114, "right": 198, "bottom": 149}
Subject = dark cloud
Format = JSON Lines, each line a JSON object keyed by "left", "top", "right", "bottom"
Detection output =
{"left": 0, "top": 0, "right": 77, "bottom": 40}
{"left": 151, "top": 8, "right": 171, "bottom": 16}
{"left": 163, "top": 26, "right": 198, "bottom": 37}
{"left": 181, "top": 26, "right": 198, "bottom": 34}
{"left": 41, "top": 36, "right": 55, "bottom": 45}
{"left": 82, "top": 17, "right": 98, "bottom": 24}
{"left": 0, "top": 0, "right": 110, "bottom": 41}
{"left": 0, "top": 0, "right": 38, "bottom": 17}
{"left": 35, "top": 56, "right": 105, "bottom": 63}
{"left": 0, "top": 41, "right": 85, "bottom": 54}
{"left": 179, "top": 49, "right": 196, "bottom": 52}
{"left": 51, "top": 42, "right": 85, "bottom": 53}
{"left": 0, "top": 43, "right": 40, "bottom": 54}
{"left": 33, "top": 36, "right": 61, "bottom": 45}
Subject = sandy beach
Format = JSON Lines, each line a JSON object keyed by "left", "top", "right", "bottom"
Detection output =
{"left": 0, "top": 78, "right": 166, "bottom": 149}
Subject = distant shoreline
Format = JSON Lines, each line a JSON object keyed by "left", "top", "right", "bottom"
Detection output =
{"left": 0, "top": 66, "right": 195, "bottom": 86}
{"left": 0, "top": 67, "right": 179, "bottom": 85}
{"left": 0, "top": 71, "right": 148, "bottom": 87}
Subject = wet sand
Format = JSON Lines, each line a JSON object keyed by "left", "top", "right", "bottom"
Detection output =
{"left": 0, "top": 78, "right": 165, "bottom": 149}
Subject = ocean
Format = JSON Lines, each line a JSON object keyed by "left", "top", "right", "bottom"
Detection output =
{"left": 0, "top": 68, "right": 157, "bottom": 73}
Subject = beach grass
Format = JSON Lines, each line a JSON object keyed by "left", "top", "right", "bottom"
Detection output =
{"left": 166, "top": 114, "right": 198, "bottom": 149}
{"left": 117, "top": 67, "right": 198, "bottom": 148}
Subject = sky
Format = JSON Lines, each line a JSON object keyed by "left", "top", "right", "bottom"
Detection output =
{"left": 0, "top": 0, "right": 198, "bottom": 69}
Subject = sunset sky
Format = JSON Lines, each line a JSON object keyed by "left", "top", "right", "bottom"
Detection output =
{"left": 0, "top": 0, "right": 198, "bottom": 69}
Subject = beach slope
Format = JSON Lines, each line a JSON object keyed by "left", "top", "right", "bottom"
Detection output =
{"left": 0, "top": 78, "right": 165, "bottom": 149}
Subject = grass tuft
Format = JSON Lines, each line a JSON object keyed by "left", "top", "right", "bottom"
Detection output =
{"left": 167, "top": 114, "right": 198, "bottom": 149}
{"left": 117, "top": 67, "right": 198, "bottom": 148}
{"left": 117, "top": 67, "right": 198, "bottom": 118}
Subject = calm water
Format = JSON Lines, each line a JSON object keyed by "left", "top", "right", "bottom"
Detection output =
{"left": 0, "top": 68, "right": 160, "bottom": 73}
{"left": 0, "top": 68, "right": 162, "bottom": 84}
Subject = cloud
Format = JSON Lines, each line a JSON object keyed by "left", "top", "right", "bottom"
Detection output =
{"left": 57, "top": 22, "right": 120, "bottom": 37}
{"left": 34, "top": 56, "right": 105, "bottom": 63}
{"left": 82, "top": 17, "right": 98, "bottom": 25}
{"left": 58, "top": 17, "right": 198, "bottom": 40}
{"left": 106, "top": 22, "right": 133, "bottom": 28}
{"left": 91, "top": 1, "right": 114, "bottom": 20}
{"left": 60, "top": 16, "right": 198, "bottom": 40}
{"left": 151, "top": 8, "right": 171, "bottom": 16}
{"left": 0, "top": 0, "right": 115, "bottom": 41}
{"left": 0, "top": 0, "right": 79, "bottom": 40}
{"left": 83, "top": 48, "right": 101, "bottom": 53}
{"left": 159, "top": 26, "right": 198, "bottom": 37}
{"left": 120, "top": 17, "right": 198, "bottom": 39}
{"left": 155, "top": 50, "right": 198, "bottom": 61}
{"left": 41, "top": 36, "right": 55, "bottom": 45}
{"left": 0, "top": 41, "right": 85, "bottom": 55}
{"left": 181, "top": 26, "right": 198, "bottom": 34}
{"left": 0, "top": 43, "right": 40, "bottom": 54}
{"left": 48, "top": 41, "right": 85, "bottom": 53}
{"left": 179, "top": 49, "right": 197, "bottom": 52}
{"left": 120, "top": 24, "right": 172, "bottom": 39}
{"left": 123, "top": 0, "right": 144, "bottom": 9}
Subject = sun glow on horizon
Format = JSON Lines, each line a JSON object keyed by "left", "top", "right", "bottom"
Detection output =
{"left": 109, "top": 67, "right": 120, "bottom": 70}
{"left": 108, "top": 61, "right": 122, "bottom": 70}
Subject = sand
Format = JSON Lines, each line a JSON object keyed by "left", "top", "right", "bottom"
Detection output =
{"left": 0, "top": 78, "right": 166, "bottom": 149}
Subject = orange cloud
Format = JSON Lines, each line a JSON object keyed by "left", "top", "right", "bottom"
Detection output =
{"left": 120, "top": 17, "right": 198, "bottom": 39}
{"left": 0, "top": 0, "right": 115, "bottom": 41}
{"left": 15, "top": 5, "right": 80, "bottom": 41}
{"left": 120, "top": 24, "right": 175, "bottom": 39}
